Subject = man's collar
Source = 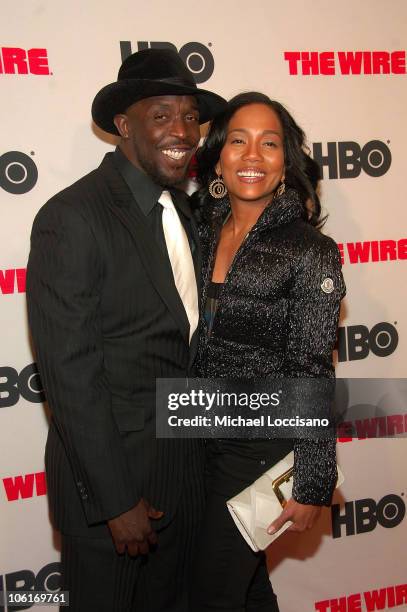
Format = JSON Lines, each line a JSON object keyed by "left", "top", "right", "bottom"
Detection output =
{"left": 113, "top": 147, "right": 162, "bottom": 215}
{"left": 112, "top": 147, "right": 193, "bottom": 218}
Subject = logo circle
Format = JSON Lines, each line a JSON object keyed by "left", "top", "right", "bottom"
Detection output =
{"left": 375, "top": 330, "right": 392, "bottom": 350}
{"left": 18, "top": 363, "right": 46, "bottom": 403}
{"left": 0, "top": 151, "right": 38, "bottom": 194}
{"left": 43, "top": 571, "right": 61, "bottom": 593}
{"left": 36, "top": 563, "right": 61, "bottom": 592}
{"left": 367, "top": 149, "right": 384, "bottom": 168}
{"left": 186, "top": 52, "right": 205, "bottom": 74}
{"left": 179, "top": 42, "right": 214, "bottom": 83}
{"left": 377, "top": 494, "right": 405, "bottom": 528}
{"left": 369, "top": 322, "right": 398, "bottom": 357}
{"left": 6, "top": 161, "right": 28, "bottom": 184}
{"left": 361, "top": 141, "right": 392, "bottom": 177}
{"left": 27, "top": 371, "right": 43, "bottom": 394}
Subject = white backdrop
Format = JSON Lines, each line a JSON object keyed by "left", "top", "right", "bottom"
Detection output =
{"left": 1, "top": 1, "right": 406, "bottom": 610}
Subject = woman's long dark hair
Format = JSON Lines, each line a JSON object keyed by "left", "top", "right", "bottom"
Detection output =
{"left": 193, "top": 91, "right": 324, "bottom": 228}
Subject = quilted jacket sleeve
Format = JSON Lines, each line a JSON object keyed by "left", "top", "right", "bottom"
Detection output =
{"left": 283, "top": 236, "right": 345, "bottom": 505}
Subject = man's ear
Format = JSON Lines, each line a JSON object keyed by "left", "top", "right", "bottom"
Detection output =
{"left": 113, "top": 114, "right": 129, "bottom": 139}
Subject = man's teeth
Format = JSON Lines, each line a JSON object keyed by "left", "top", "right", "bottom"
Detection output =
{"left": 237, "top": 171, "right": 265, "bottom": 177}
{"left": 162, "top": 149, "right": 187, "bottom": 160}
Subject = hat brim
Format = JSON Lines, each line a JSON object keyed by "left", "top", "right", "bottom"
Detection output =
{"left": 92, "top": 78, "right": 227, "bottom": 135}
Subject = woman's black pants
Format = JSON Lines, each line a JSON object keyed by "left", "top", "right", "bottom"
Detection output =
{"left": 190, "top": 439, "right": 292, "bottom": 612}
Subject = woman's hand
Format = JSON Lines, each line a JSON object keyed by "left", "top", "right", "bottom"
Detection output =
{"left": 267, "top": 498, "right": 321, "bottom": 535}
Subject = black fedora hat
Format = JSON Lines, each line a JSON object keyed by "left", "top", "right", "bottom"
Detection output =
{"left": 92, "top": 48, "right": 227, "bottom": 135}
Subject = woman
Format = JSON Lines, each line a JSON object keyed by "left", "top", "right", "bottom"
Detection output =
{"left": 190, "top": 92, "right": 345, "bottom": 611}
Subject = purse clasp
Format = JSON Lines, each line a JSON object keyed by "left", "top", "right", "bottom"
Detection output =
{"left": 271, "top": 467, "right": 294, "bottom": 507}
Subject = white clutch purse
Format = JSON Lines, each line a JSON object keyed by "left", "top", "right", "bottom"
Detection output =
{"left": 226, "top": 451, "right": 344, "bottom": 552}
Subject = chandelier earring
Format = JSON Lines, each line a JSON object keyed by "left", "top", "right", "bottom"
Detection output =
{"left": 209, "top": 175, "right": 228, "bottom": 199}
{"left": 275, "top": 179, "right": 286, "bottom": 198}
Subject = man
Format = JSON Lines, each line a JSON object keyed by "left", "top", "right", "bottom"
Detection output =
{"left": 26, "top": 49, "right": 226, "bottom": 611}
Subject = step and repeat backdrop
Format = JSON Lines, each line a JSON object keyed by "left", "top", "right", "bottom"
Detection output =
{"left": 1, "top": 1, "right": 406, "bottom": 610}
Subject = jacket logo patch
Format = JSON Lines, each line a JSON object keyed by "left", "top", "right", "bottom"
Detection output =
{"left": 321, "top": 277, "right": 334, "bottom": 293}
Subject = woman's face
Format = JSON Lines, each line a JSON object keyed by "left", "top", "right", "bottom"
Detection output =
{"left": 216, "top": 103, "right": 285, "bottom": 206}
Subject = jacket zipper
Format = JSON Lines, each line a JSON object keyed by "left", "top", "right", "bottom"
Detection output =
{"left": 221, "top": 228, "right": 256, "bottom": 287}
{"left": 205, "top": 226, "right": 258, "bottom": 338}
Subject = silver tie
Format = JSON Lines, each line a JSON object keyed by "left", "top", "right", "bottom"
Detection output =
{"left": 158, "top": 190, "right": 198, "bottom": 343}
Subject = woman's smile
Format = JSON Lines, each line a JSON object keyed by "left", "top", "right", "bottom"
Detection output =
{"left": 236, "top": 167, "right": 266, "bottom": 182}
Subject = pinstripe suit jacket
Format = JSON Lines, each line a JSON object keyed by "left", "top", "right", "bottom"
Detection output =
{"left": 27, "top": 152, "right": 204, "bottom": 537}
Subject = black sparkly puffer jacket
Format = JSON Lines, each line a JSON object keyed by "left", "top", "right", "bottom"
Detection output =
{"left": 195, "top": 188, "right": 346, "bottom": 505}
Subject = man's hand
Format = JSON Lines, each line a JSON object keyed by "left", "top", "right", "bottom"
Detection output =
{"left": 108, "top": 498, "right": 164, "bottom": 556}
{"left": 267, "top": 498, "right": 321, "bottom": 535}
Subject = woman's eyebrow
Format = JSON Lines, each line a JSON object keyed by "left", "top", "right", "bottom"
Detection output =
{"left": 227, "top": 128, "right": 282, "bottom": 136}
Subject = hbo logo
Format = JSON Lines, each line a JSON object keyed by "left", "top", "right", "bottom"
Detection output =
{"left": 0, "top": 363, "right": 45, "bottom": 408}
{"left": 337, "top": 322, "right": 398, "bottom": 362}
{"left": 0, "top": 562, "right": 60, "bottom": 611}
{"left": 120, "top": 40, "right": 214, "bottom": 83}
{"left": 331, "top": 494, "right": 405, "bottom": 538}
{"left": 0, "top": 151, "right": 38, "bottom": 194}
{"left": 312, "top": 140, "right": 391, "bottom": 179}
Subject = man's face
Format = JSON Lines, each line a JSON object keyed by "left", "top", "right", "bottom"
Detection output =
{"left": 114, "top": 95, "right": 200, "bottom": 187}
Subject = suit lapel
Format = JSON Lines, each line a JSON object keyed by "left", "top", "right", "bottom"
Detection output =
{"left": 100, "top": 154, "right": 190, "bottom": 344}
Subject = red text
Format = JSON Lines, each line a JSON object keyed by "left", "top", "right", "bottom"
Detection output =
{"left": 315, "top": 583, "right": 407, "bottom": 611}
{"left": 338, "top": 414, "right": 407, "bottom": 443}
{"left": 3, "top": 471, "right": 47, "bottom": 501}
{"left": 0, "top": 47, "right": 50, "bottom": 75}
{"left": 0, "top": 268, "right": 26, "bottom": 294}
{"left": 337, "top": 239, "right": 407, "bottom": 265}
{"left": 285, "top": 51, "right": 406, "bottom": 75}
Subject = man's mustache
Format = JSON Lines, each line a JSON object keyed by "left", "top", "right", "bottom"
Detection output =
{"left": 158, "top": 140, "right": 196, "bottom": 150}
